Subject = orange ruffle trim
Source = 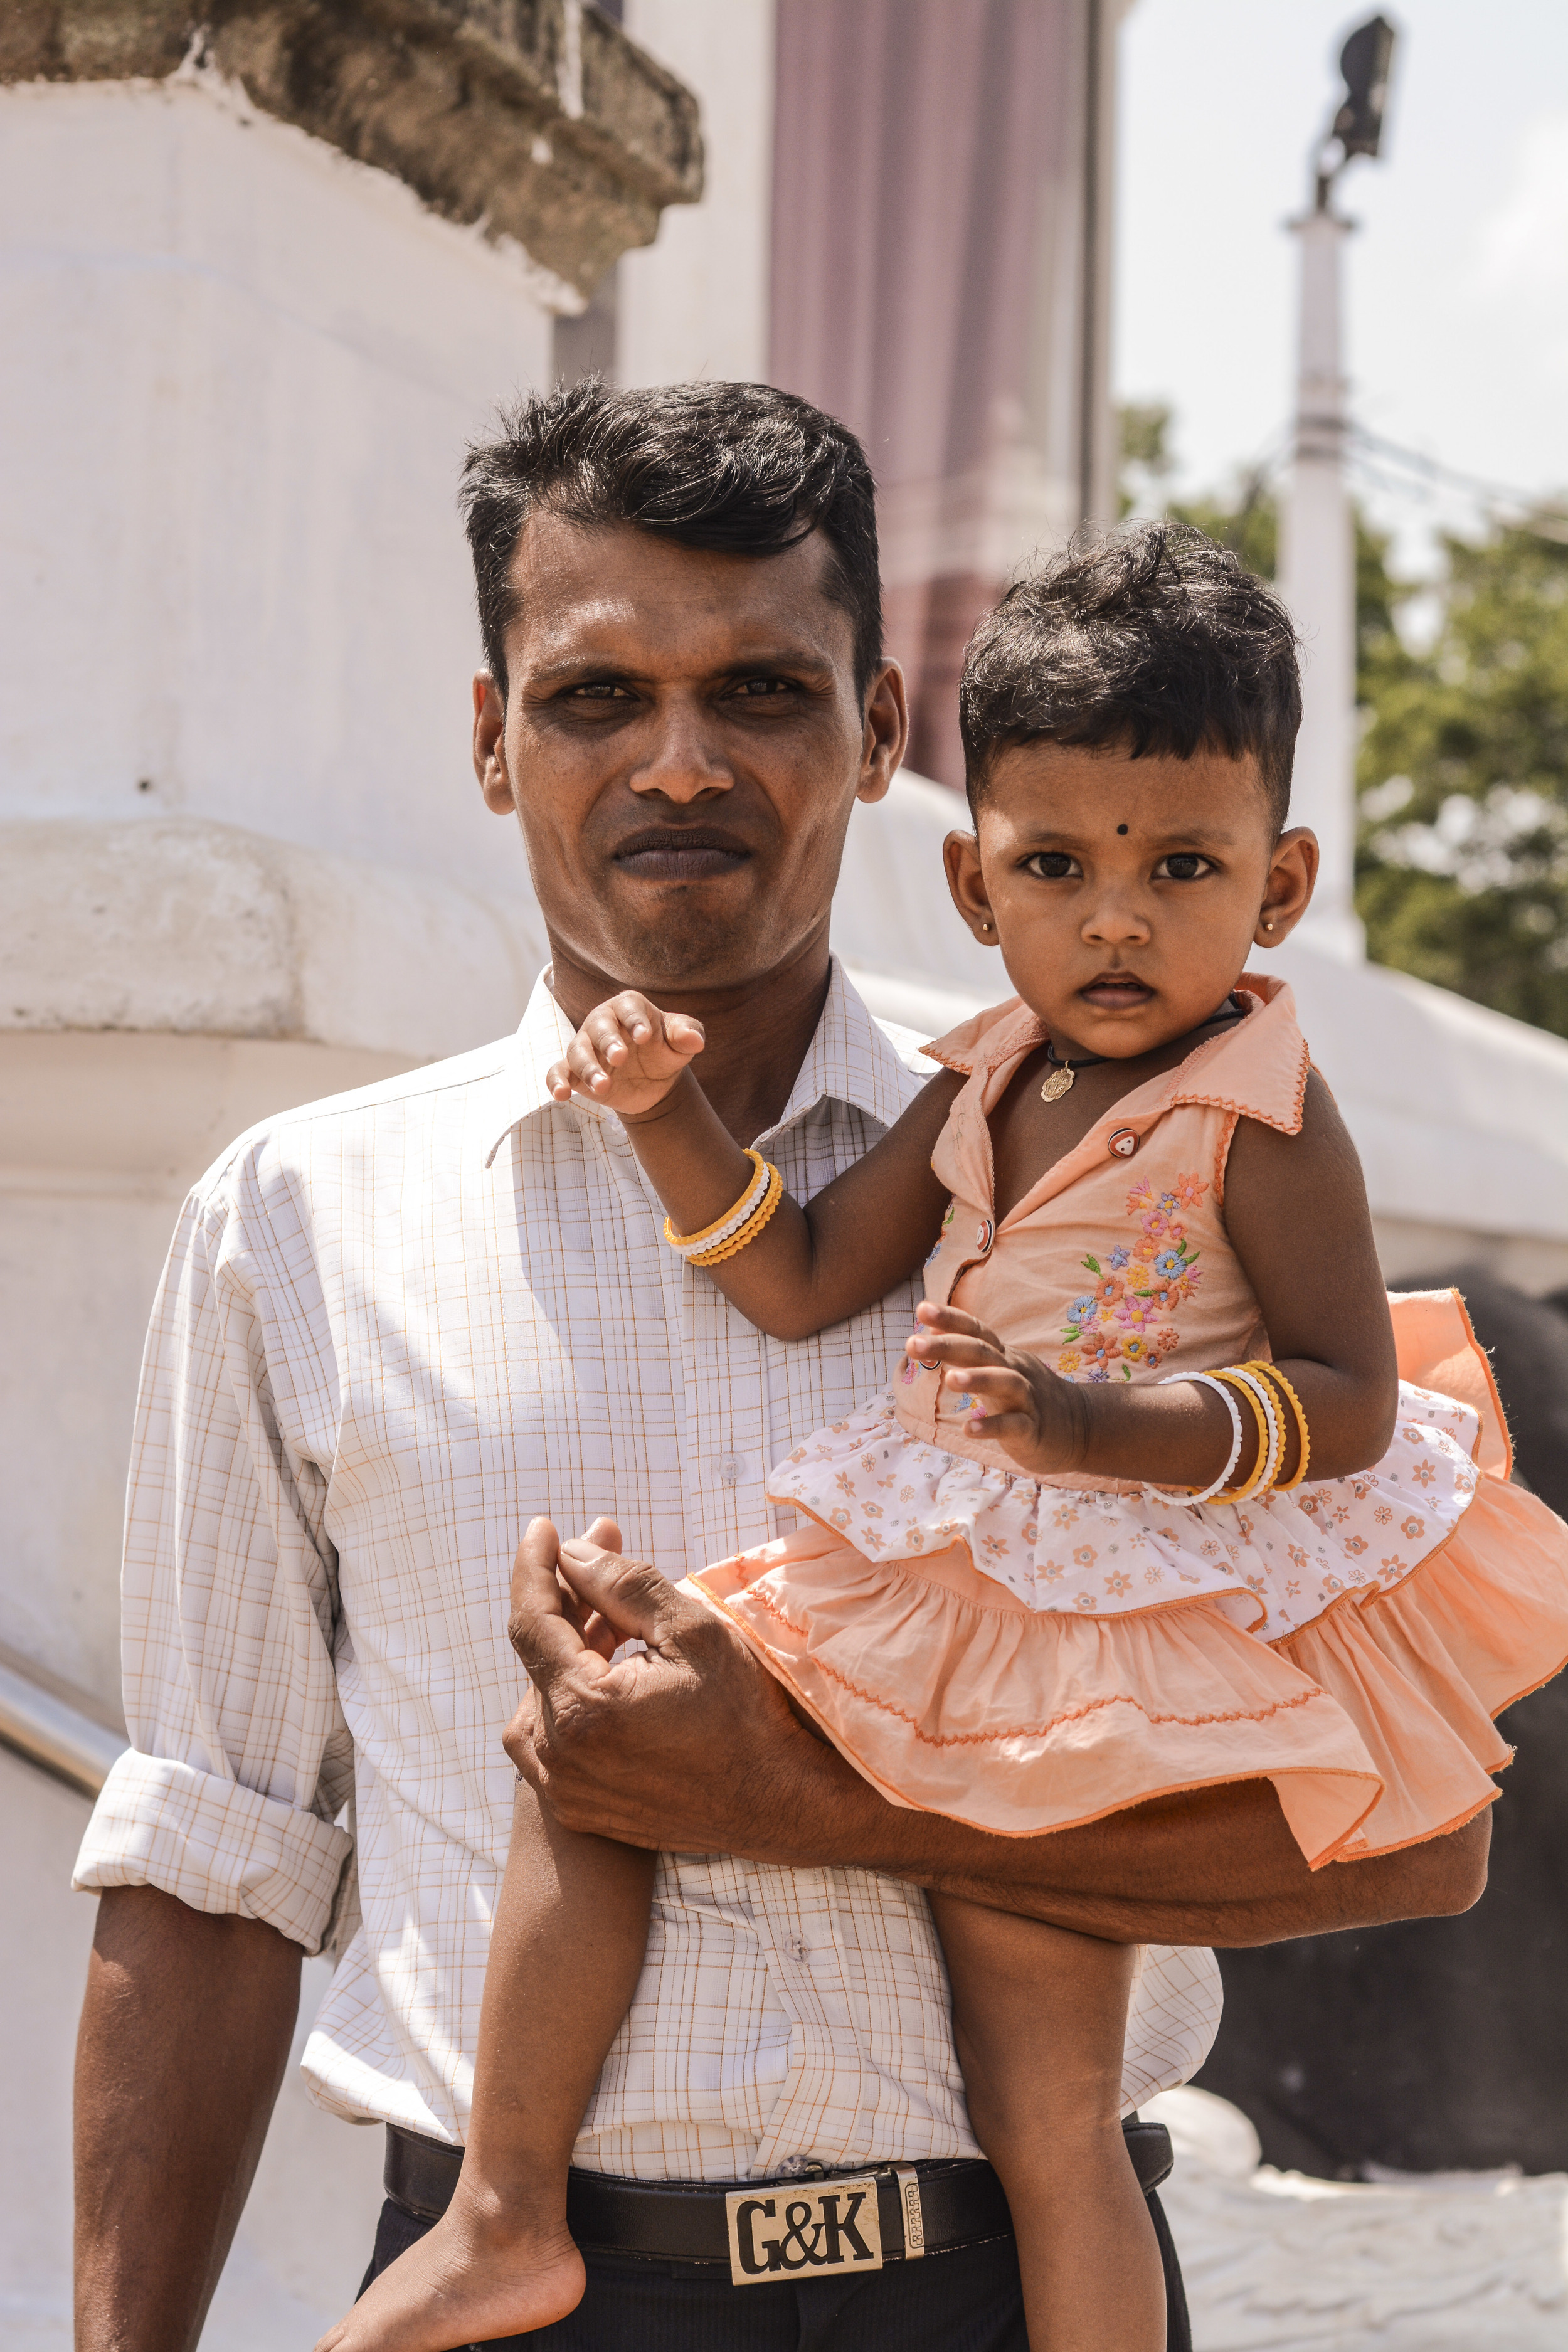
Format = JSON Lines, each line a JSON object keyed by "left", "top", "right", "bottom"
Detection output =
{"left": 689, "top": 1473, "right": 1568, "bottom": 1869}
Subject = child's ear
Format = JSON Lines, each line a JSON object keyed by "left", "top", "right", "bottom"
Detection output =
{"left": 1255, "top": 827, "right": 1318, "bottom": 946}
{"left": 943, "top": 830, "right": 1000, "bottom": 945}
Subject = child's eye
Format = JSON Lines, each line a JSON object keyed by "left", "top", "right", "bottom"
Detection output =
{"left": 1025, "top": 852, "right": 1080, "bottom": 880}
{"left": 1155, "top": 853, "right": 1213, "bottom": 882}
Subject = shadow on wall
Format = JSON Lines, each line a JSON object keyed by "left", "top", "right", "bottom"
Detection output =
{"left": 1197, "top": 1271, "right": 1568, "bottom": 2178}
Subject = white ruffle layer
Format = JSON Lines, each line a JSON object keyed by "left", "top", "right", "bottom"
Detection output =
{"left": 766, "top": 1382, "right": 1483, "bottom": 1642}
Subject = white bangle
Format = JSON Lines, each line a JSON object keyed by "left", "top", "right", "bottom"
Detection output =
{"left": 1222, "top": 1366, "right": 1282, "bottom": 1498}
{"left": 665, "top": 1153, "right": 770, "bottom": 1259}
{"left": 1145, "top": 1372, "right": 1244, "bottom": 1507}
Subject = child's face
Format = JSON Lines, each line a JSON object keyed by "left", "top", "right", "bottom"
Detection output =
{"left": 943, "top": 738, "right": 1317, "bottom": 1060}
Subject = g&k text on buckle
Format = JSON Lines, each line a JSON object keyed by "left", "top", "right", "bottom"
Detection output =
{"left": 724, "top": 2176, "right": 884, "bottom": 2284}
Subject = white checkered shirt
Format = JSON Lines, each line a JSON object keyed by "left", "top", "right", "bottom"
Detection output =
{"left": 75, "top": 962, "right": 1221, "bottom": 2177}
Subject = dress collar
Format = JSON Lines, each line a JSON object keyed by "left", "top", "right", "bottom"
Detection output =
{"left": 924, "top": 970, "right": 1310, "bottom": 1138}
{"left": 482, "top": 956, "right": 918, "bottom": 1167}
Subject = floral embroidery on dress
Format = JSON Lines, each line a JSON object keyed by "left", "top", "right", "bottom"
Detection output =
{"left": 1057, "top": 1175, "right": 1207, "bottom": 1381}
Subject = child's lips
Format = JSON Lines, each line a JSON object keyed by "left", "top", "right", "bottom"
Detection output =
{"left": 1079, "top": 976, "right": 1155, "bottom": 1009}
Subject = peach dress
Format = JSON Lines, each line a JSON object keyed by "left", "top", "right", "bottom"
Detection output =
{"left": 691, "top": 977, "right": 1568, "bottom": 1868}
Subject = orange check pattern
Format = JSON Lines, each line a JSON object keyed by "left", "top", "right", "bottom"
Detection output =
{"left": 75, "top": 964, "right": 1222, "bottom": 2177}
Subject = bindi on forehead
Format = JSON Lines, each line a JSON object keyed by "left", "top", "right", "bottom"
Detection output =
{"left": 1116, "top": 824, "right": 1128, "bottom": 834}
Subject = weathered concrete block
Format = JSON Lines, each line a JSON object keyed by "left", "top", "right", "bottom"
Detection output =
{"left": 3, "top": 0, "right": 702, "bottom": 295}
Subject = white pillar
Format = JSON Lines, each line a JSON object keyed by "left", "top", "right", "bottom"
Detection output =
{"left": 617, "top": 0, "right": 775, "bottom": 386}
{"left": 1278, "top": 206, "right": 1364, "bottom": 960}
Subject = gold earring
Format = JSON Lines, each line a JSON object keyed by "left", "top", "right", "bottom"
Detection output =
{"left": 1263, "top": 918, "right": 1274, "bottom": 933}
{"left": 980, "top": 918, "right": 993, "bottom": 932}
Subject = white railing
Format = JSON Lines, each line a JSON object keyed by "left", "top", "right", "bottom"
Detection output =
{"left": 0, "top": 1658, "right": 126, "bottom": 1796}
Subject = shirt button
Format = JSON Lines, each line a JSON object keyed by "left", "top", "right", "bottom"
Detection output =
{"left": 786, "top": 1934, "right": 808, "bottom": 1961}
{"left": 717, "top": 1453, "right": 747, "bottom": 1486}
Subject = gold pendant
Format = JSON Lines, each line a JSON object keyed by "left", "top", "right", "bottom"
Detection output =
{"left": 1040, "top": 1065, "right": 1075, "bottom": 1103}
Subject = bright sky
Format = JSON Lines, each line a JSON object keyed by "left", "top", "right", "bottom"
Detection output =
{"left": 1115, "top": 0, "right": 1568, "bottom": 576}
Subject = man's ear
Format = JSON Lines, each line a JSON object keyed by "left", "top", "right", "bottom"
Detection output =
{"left": 474, "top": 674, "right": 514, "bottom": 816}
{"left": 855, "top": 659, "right": 908, "bottom": 805}
{"left": 1254, "top": 827, "right": 1319, "bottom": 946}
{"left": 943, "top": 829, "right": 1000, "bottom": 945}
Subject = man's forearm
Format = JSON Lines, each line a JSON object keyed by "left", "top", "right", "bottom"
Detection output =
{"left": 730, "top": 1727, "right": 1491, "bottom": 1946}
{"left": 511, "top": 1547, "right": 1492, "bottom": 1947}
{"left": 75, "top": 1885, "right": 303, "bottom": 2352}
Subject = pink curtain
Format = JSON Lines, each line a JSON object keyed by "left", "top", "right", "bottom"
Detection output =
{"left": 770, "top": 0, "right": 1091, "bottom": 788}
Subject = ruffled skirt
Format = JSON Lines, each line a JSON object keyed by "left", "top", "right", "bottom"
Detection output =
{"left": 688, "top": 1298, "right": 1568, "bottom": 1867}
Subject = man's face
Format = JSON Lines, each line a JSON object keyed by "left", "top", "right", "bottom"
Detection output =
{"left": 474, "top": 514, "right": 906, "bottom": 1009}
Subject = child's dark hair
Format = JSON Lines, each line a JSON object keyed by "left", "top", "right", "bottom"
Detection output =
{"left": 959, "top": 522, "right": 1302, "bottom": 832}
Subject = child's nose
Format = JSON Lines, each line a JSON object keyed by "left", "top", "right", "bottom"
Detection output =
{"left": 1081, "top": 889, "right": 1150, "bottom": 943}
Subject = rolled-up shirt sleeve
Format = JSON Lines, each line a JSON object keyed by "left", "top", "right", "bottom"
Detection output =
{"left": 74, "top": 1178, "right": 354, "bottom": 1954}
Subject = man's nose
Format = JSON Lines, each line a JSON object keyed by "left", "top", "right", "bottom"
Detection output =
{"left": 628, "top": 701, "right": 733, "bottom": 803}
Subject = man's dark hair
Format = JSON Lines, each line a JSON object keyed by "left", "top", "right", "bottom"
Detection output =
{"left": 960, "top": 522, "right": 1301, "bottom": 831}
{"left": 459, "top": 379, "right": 882, "bottom": 699}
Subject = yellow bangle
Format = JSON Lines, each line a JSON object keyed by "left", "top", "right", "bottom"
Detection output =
{"left": 1245, "top": 1361, "right": 1311, "bottom": 1488}
{"left": 688, "top": 1161, "right": 783, "bottom": 1266}
{"left": 664, "top": 1150, "right": 766, "bottom": 1254}
{"left": 1213, "top": 1368, "right": 1273, "bottom": 1502}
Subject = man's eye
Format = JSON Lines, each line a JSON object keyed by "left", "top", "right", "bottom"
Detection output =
{"left": 734, "top": 677, "right": 794, "bottom": 697}
{"left": 1026, "top": 852, "right": 1079, "bottom": 880}
{"left": 569, "top": 682, "right": 632, "bottom": 702}
{"left": 1157, "top": 853, "right": 1212, "bottom": 881}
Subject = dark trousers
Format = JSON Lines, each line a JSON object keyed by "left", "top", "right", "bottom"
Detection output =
{"left": 361, "top": 2186, "right": 1193, "bottom": 2351}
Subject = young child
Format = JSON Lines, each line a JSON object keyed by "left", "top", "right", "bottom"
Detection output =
{"left": 327, "top": 530, "right": 1568, "bottom": 2351}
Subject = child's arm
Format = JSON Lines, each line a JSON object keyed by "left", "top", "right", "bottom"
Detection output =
{"left": 912, "top": 1071, "right": 1399, "bottom": 1491}
{"left": 548, "top": 990, "right": 963, "bottom": 1340}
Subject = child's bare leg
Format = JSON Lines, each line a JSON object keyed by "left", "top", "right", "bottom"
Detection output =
{"left": 930, "top": 1893, "right": 1165, "bottom": 2352}
{"left": 314, "top": 1781, "right": 655, "bottom": 2352}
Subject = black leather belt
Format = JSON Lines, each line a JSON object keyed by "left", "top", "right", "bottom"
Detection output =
{"left": 384, "top": 2119, "right": 1173, "bottom": 2270}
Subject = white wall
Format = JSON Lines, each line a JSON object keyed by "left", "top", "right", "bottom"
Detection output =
{"left": 0, "top": 73, "right": 552, "bottom": 898}
{"left": 617, "top": 0, "right": 775, "bottom": 386}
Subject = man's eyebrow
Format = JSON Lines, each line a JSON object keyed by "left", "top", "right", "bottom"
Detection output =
{"left": 522, "top": 656, "right": 640, "bottom": 686}
{"left": 521, "top": 645, "right": 837, "bottom": 687}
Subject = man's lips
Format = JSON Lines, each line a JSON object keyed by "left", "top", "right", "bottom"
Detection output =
{"left": 609, "top": 829, "right": 753, "bottom": 882}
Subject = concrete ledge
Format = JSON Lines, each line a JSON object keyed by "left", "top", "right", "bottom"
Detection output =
{"left": 2, "top": 0, "right": 703, "bottom": 297}
{"left": 0, "top": 816, "right": 539, "bottom": 1059}
{"left": 0, "top": 1029, "right": 425, "bottom": 1190}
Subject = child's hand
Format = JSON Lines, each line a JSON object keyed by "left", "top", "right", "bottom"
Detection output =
{"left": 546, "top": 992, "right": 705, "bottom": 1118}
{"left": 905, "top": 1303, "right": 1088, "bottom": 1476}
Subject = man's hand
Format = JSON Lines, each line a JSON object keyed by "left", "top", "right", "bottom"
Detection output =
{"left": 504, "top": 1516, "right": 825, "bottom": 1850}
{"left": 504, "top": 1521, "right": 1490, "bottom": 1943}
{"left": 544, "top": 991, "right": 705, "bottom": 1120}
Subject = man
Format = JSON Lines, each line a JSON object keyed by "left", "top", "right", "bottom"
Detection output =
{"left": 73, "top": 381, "right": 1486, "bottom": 2351}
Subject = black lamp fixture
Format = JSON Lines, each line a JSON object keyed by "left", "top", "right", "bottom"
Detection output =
{"left": 1315, "top": 14, "right": 1398, "bottom": 208}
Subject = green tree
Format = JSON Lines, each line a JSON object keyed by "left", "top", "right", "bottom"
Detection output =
{"left": 1354, "top": 525, "right": 1568, "bottom": 1037}
{"left": 1115, "top": 406, "right": 1568, "bottom": 1036}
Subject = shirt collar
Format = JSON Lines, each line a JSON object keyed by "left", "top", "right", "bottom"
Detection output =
{"left": 483, "top": 958, "right": 917, "bottom": 1167}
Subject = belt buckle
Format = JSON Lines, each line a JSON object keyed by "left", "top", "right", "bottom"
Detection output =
{"left": 724, "top": 2174, "right": 884, "bottom": 2284}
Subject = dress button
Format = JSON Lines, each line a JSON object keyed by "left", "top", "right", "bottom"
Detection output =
{"left": 975, "top": 1218, "right": 994, "bottom": 1254}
